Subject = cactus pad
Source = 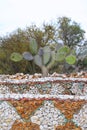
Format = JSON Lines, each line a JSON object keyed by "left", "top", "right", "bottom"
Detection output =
{"left": 56, "top": 52, "right": 65, "bottom": 62}
{"left": 47, "top": 51, "right": 56, "bottom": 69}
{"left": 34, "top": 55, "right": 42, "bottom": 67}
{"left": 29, "top": 38, "right": 38, "bottom": 55}
{"left": 58, "top": 46, "right": 70, "bottom": 55}
{"left": 43, "top": 46, "right": 51, "bottom": 65}
{"left": 22, "top": 52, "right": 33, "bottom": 61}
{"left": 65, "top": 55, "right": 76, "bottom": 65}
{"left": 10, "top": 52, "right": 23, "bottom": 62}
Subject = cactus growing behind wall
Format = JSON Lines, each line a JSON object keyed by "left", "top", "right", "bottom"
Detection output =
{"left": 10, "top": 38, "right": 76, "bottom": 76}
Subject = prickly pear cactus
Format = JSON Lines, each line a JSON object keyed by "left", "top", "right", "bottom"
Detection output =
{"left": 56, "top": 46, "right": 69, "bottom": 62}
{"left": 10, "top": 52, "right": 23, "bottom": 62}
{"left": 47, "top": 51, "right": 56, "bottom": 69}
{"left": 55, "top": 46, "right": 70, "bottom": 62}
{"left": 10, "top": 37, "right": 76, "bottom": 76}
{"left": 55, "top": 52, "right": 65, "bottom": 62}
{"left": 29, "top": 38, "right": 38, "bottom": 55}
{"left": 58, "top": 45, "right": 70, "bottom": 54}
{"left": 34, "top": 46, "right": 52, "bottom": 67}
{"left": 65, "top": 55, "right": 76, "bottom": 65}
{"left": 43, "top": 46, "right": 51, "bottom": 65}
{"left": 34, "top": 54, "right": 42, "bottom": 67}
{"left": 22, "top": 52, "right": 33, "bottom": 61}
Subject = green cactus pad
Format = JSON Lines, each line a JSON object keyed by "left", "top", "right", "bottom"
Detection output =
{"left": 34, "top": 54, "right": 42, "bottom": 67}
{"left": 43, "top": 52, "right": 51, "bottom": 65}
{"left": 22, "top": 52, "right": 33, "bottom": 61}
{"left": 47, "top": 51, "right": 56, "bottom": 69}
{"left": 65, "top": 55, "right": 76, "bottom": 65}
{"left": 10, "top": 52, "right": 23, "bottom": 62}
{"left": 43, "top": 46, "right": 51, "bottom": 65}
{"left": 29, "top": 38, "right": 38, "bottom": 55}
{"left": 56, "top": 46, "right": 70, "bottom": 62}
{"left": 58, "top": 45, "right": 70, "bottom": 55}
{"left": 43, "top": 46, "right": 51, "bottom": 52}
{"left": 55, "top": 52, "right": 65, "bottom": 62}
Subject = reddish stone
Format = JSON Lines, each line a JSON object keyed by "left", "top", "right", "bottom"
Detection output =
{"left": 11, "top": 120, "right": 40, "bottom": 130}
{"left": 55, "top": 122, "right": 82, "bottom": 130}
{"left": 9, "top": 99, "right": 43, "bottom": 120}
{"left": 53, "top": 99, "right": 85, "bottom": 119}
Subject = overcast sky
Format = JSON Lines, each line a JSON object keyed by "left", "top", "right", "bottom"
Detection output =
{"left": 0, "top": 0, "right": 87, "bottom": 38}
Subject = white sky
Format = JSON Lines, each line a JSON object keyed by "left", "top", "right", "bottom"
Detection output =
{"left": 0, "top": 0, "right": 87, "bottom": 38}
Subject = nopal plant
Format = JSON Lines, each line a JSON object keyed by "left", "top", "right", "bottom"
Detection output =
{"left": 10, "top": 38, "right": 76, "bottom": 76}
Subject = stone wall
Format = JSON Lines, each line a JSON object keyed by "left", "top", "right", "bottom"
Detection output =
{"left": 0, "top": 73, "right": 87, "bottom": 130}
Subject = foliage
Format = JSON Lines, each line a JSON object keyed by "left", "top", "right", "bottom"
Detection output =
{"left": 57, "top": 17, "right": 85, "bottom": 48}
{"left": 0, "top": 22, "right": 57, "bottom": 74}
{"left": 76, "top": 42, "right": 87, "bottom": 71}
{"left": 0, "top": 16, "right": 86, "bottom": 74}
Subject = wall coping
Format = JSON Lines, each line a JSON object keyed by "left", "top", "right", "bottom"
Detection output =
{"left": 0, "top": 94, "right": 87, "bottom": 100}
{"left": 0, "top": 77, "right": 87, "bottom": 84}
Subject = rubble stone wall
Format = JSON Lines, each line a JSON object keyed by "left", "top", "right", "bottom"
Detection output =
{"left": 0, "top": 73, "right": 87, "bottom": 130}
